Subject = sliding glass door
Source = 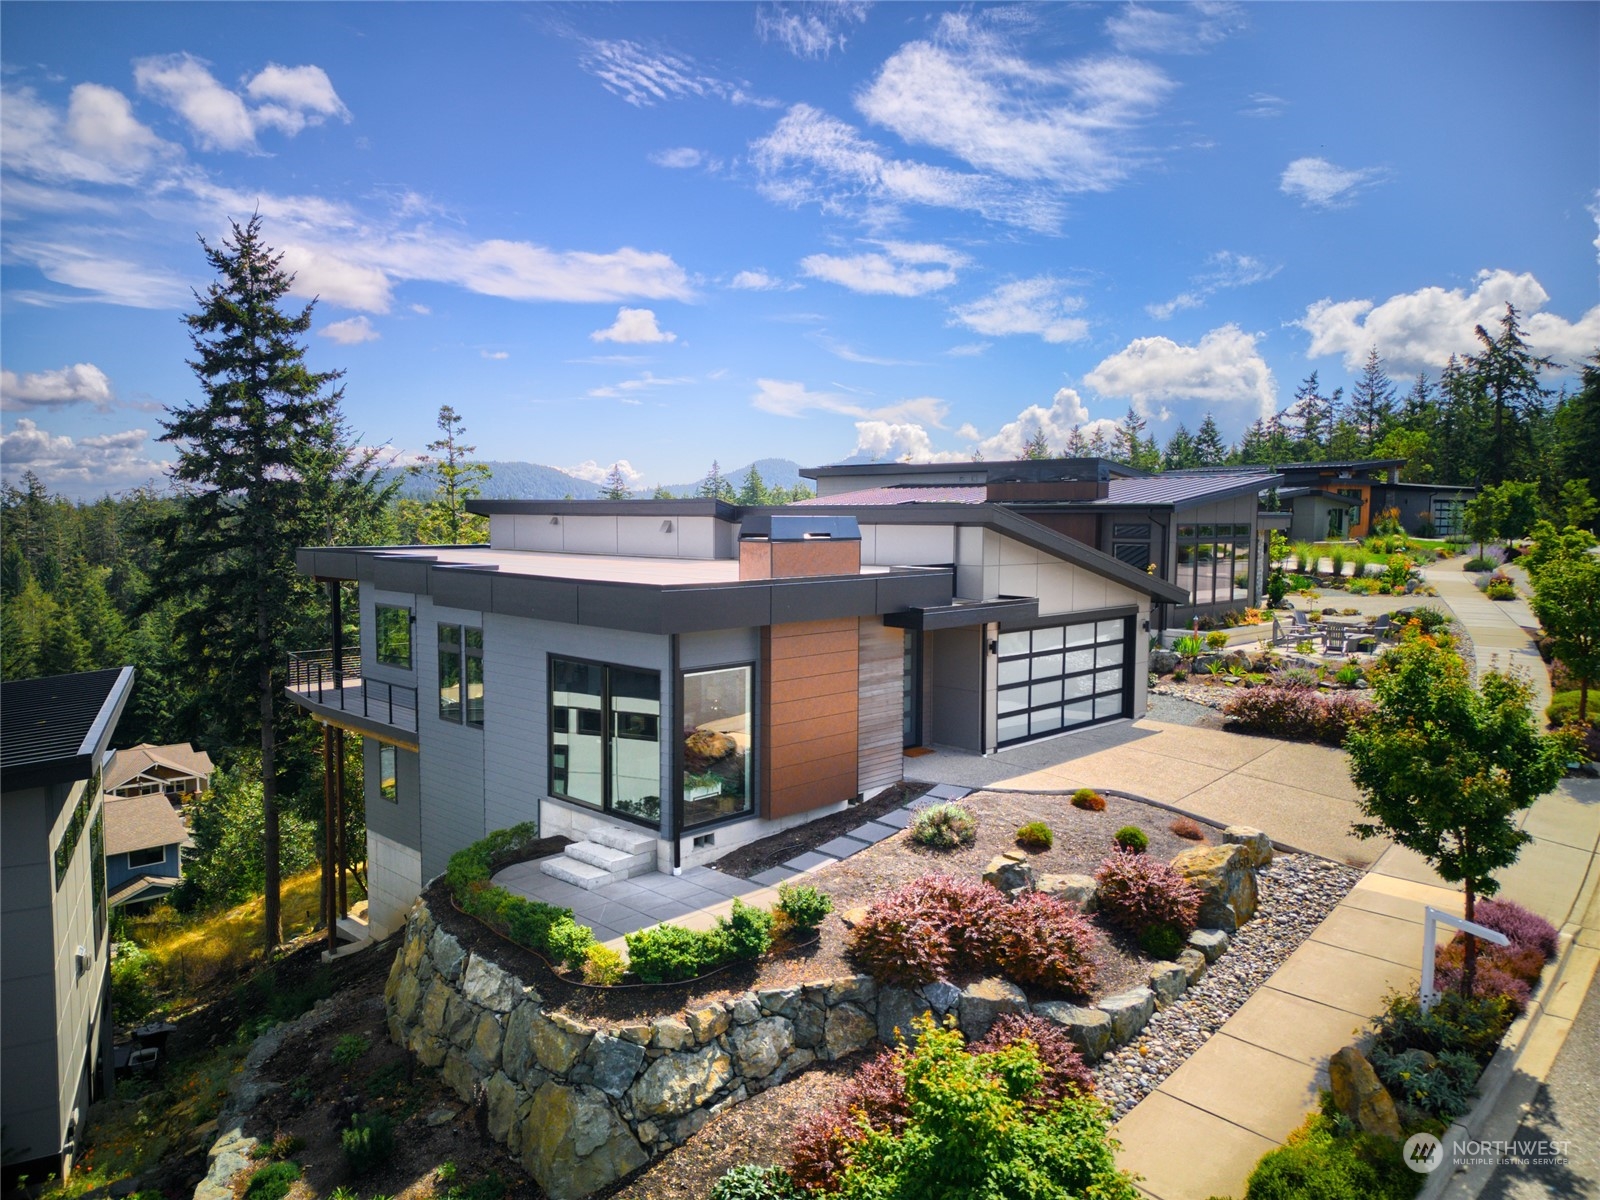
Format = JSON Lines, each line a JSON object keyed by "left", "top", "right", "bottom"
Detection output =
{"left": 549, "top": 656, "right": 661, "bottom": 826}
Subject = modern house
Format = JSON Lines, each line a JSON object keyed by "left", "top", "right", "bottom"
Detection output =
{"left": 288, "top": 458, "right": 1221, "bottom": 939}
{"left": 1, "top": 667, "right": 134, "bottom": 1183}
{"left": 102, "top": 743, "right": 213, "bottom": 799}
{"left": 103, "top": 793, "right": 190, "bottom": 909}
{"left": 1271, "top": 459, "right": 1476, "bottom": 540}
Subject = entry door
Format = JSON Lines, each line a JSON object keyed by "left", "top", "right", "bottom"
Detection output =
{"left": 996, "top": 617, "right": 1129, "bottom": 746}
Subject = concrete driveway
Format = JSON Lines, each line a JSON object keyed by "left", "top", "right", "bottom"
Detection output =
{"left": 904, "top": 717, "right": 1387, "bottom": 865}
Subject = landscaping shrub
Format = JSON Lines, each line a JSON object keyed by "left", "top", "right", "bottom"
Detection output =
{"left": 775, "top": 881, "right": 833, "bottom": 930}
{"left": 1464, "top": 556, "right": 1495, "bottom": 572}
{"left": 1371, "top": 991, "right": 1515, "bottom": 1063}
{"left": 582, "top": 943, "right": 625, "bottom": 986}
{"left": 546, "top": 917, "right": 597, "bottom": 971}
{"left": 1403, "top": 606, "right": 1452, "bottom": 635}
{"left": 331, "top": 1033, "right": 369, "bottom": 1069}
{"left": 1171, "top": 667, "right": 1188, "bottom": 682}
{"left": 1071, "top": 788, "right": 1106, "bottom": 811}
{"left": 110, "top": 941, "right": 158, "bottom": 1024}
{"left": 1367, "top": 1044, "right": 1479, "bottom": 1121}
{"left": 1094, "top": 853, "right": 1201, "bottom": 936}
{"left": 1169, "top": 816, "right": 1205, "bottom": 841}
{"left": 1243, "top": 1108, "right": 1418, "bottom": 1200}
{"left": 1205, "top": 630, "right": 1230, "bottom": 650}
{"left": 1279, "top": 668, "right": 1318, "bottom": 689}
{"left": 1546, "top": 689, "right": 1588, "bottom": 728}
{"left": 1112, "top": 825, "right": 1148, "bottom": 854}
{"left": 972, "top": 1012, "right": 1095, "bottom": 1103}
{"left": 1430, "top": 947, "right": 1533, "bottom": 1014}
{"left": 625, "top": 923, "right": 716, "bottom": 984}
{"left": 707, "top": 1164, "right": 801, "bottom": 1200}
{"left": 1472, "top": 898, "right": 1559, "bottom": 959}
{"left": 1334, "top": 664, "right": 1363, "bottom": 687}
{"left": 1223, "top": 686, "right": 1374, "bottom": 745}
{"left": 789, "top": 1048, "right": 909, "bottom": 1193}
{"left": 716, "top": 899, "right": 775, "bottom": 962}
{"left": 341, "top": 1112, "right": 396, "bottom": 1177}
{"left": 1485, "top": 573, "right": 1517, "bottom": 600}
{"left": 1015, "top": 821, "right": 1054, "bottom": 851}
{"left": 909, "top": 802, "right": 978, "bottom": 849}
{"left": 243, "top": 1162, "right": 301, "bottom": 1200}
{"left": 847, "top": 875, "right": 1008, "bottom": 986}
{"left": 446, "top": 825, "right": 595, "bottom": 964}
{"left": 993, "top": 891, "right": 1100, "bottom": 997}
{"left": 1137, "top": 922, "right": 1186, "bottom": 960}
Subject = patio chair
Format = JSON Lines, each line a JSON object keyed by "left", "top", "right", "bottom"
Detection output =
{"left": 1371, "top": 613, "right": 1393, "bottom": 640}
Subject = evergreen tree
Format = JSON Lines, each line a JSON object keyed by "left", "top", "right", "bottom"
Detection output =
{"left": 143, "top": 215, "right": 390, "bottom": 951}
{"left": 1553, "top": 354, "right": 1600, "bottom": 507}
{"left": 405, "top": 405, "right": 492, "bottom": 541}
{"left": 601, "top": 463, "right": 634, "bottom": 501}
{"left": 1022, "top": 428, "right": 1052, "bottom": 460}
{"left": 1464, "top": 304, "right": 1556, "bottom": 486}
{"left": 1349, "top": 347, "right": 1397, "bottom": 452}
{"left": 1285, "top": 372, "right": 1339, "bottom": 460}
{"left": 652, "top": 483, "right": 675, "bottom": 500}
{"left": 1112, "top": 407, "right": 1157, "bottom": 469}
{"left": 1062, "top": 425, "right": 1087, "bottom": 457}
{"left": 1162, "top": 424, "right": 1198, "bottom": 470}
{"left": 1235, "top": 419, "right": 1272, "bottom": 465}
{"left": 737, "top": 465, "right": 769, "bottom": 506}
{"left": 698, "top": 460, "right": 736, "bottom": 502}
{"left": 1193, "top": 414, "right": 1227, "bottom": 467}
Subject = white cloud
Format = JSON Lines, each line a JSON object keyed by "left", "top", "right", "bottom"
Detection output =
{"left": 481, "top": 349, "right": 509, "bottom": 360}
{"left": 1298, "top": 268, "right": 1600, "bottom": 373}
{"left": 0, "top": 418, "right": 167, "bottom": 495}
{"left": 1239, "top": 91, "right": 1286, "bottom": 118}
{"left": 1, "top": 363, "right": 114, "bottom": 411}
{"left": 1146, "top": 250, "right": 1279, "bottom": 319}
{"left": 855, "top": 13, "right": 1174, "bottom": 187}
{"left": 756, "top": 2, "right": 871, "bottom": 58}
{"left": 945, "top": 342, "right": 990, "bottom": 357}
{"left": 843, "top": 387, "right": 1119, "bottom": 463}
{"left": 1084, "top": 323, "right": 1277, "bottom": 427}
{"left": 1106, "top": 2, "right": 1245, "bottom": 54}
{"left": 800, "top": 242, "right": 966, "bottom": 296}
{"left": 1280, "top": 156, "right": 1384, "bottom": 208}
{"left": 565, "top": 458, "right": 644, "bottom": 486}
{"left": 846, "top": 420, "right": 956, "bottom": 463}
{"left": 318, "top": 315, "right": 379, "bottom": 344}
{"left": 649, "top": 147, "right": 705, "bottom": 169}
{"left": 6, "top": 240, "right": 191, "bottom": 308}
{"left": 410, "top": 303, "right": 431, "bottom": 315}
{"left": 811, "top": 335, "right": 919, "bottom": 366}
{"left": 972, "top": 387, "right": 1097, "bottom": 459}
{"left": 279, "top": 244, "right": 395, "bottom": 312}
{"left": 752, "top": 379, "right": 947, "bottom": 426}
{"left": 579, "top": 39, "right": 773, "bottom": 109}
{"left": 729, "top": 269, "right": 784, "bottom": 291}
{"left": 1, "top": 83, "right": 172, "bottom": 185}
{"left": 951, "top": 277, "right": 1089, "bottom": 343}
{"left": 587, "top": 372, "right": 693, "bottom": 399}
{"left": 134, "top": 53, "right": 349, "bottom": 151}
{"left": 590, "top": 307, "right": 678, "bottom": 344}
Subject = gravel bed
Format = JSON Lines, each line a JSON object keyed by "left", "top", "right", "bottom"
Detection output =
{"left": 1093, "top": 852, "right": 1361, "bottom": 1119}
{"left": 1150, "top": 681, "right": 1232, "bottom": 711}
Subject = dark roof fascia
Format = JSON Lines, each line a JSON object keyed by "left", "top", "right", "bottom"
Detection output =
{"left": 801, "top": 458, "right": 1139, "bottom": 482}
{"left": 1, "top": 666, "right": 134, "bottom": 791}
{"left": 1381, "top": 481, "right": 1478, "bottom": 494}
{"left": 762, "top": 502, "right": 1189, "bottom": 604}
{"left": 292, "top": 547, "right": 953, "bottom": 634}
{"left": 1273, "top": 459, "right": 1406, "bottom": 473}
{"left": 883, "top": 596, "right": 1040, "bottom": 631}
{"left": 467, "top": 498, "right": 740, "bottom": 520}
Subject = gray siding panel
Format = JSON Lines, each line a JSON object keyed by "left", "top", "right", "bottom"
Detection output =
{"left": 364, "top": 739, "right": 421, "bottom": 849}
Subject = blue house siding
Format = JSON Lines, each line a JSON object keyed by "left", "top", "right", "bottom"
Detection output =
{"left": 104, "top": 843, "right": 180, "bottom": 893}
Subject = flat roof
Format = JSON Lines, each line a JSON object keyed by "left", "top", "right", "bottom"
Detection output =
{"left": 2, "top": 667, "right": 135, "bottom": 791}
{"left": 801, "top": 457, "right": 1140, "bottom": 481}
{"left": 467, "top": 498, "right": 739, "bottom": 519}
{"left": 791, "top": 472, "right": 1280, "bottom": 510}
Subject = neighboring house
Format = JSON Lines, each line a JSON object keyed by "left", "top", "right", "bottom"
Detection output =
{"left": 286, "top": 464, "right": 1189, "bottom": 938}
{"left": 102, "top": 794, "right": 190, "bottom": 909}
{"left": 102, "top": 743, "right": 213, "bottom": 799}
{"left": 1, "top": 667, "right": 134, "bottom": 1183}
{"left": 1271, "top": 460, "right": 1476, "bottom": 540}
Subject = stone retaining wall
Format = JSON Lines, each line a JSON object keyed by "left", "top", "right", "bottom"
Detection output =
{"left": 383, "top": 832, "right": 1268, "bottom": 1200}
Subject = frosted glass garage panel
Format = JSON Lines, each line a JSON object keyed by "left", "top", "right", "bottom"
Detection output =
{"left": 1031, "top": 708, "right": 1063, "bottom": 735}
{"left": 998, "top": 714, "right": 1029, "bottom": 742}
{"left": 1097, "top": 619, "right": 1123, "bottom": 642}
{"left": 1097, "top": 642, "right": 1124, "bottom": 667}
{"left": 1063, "top": 649, "right": 1095, "bottom": 675}
{"left": 1032, "top": 626, "right": 1064, "bottom": 651}
{"left": 1064, "top": 700, "right": 1094, "bottom": 725}
{"left": 999, "top": 631, "right": 1031, "bottom": 656}
{"left": 1094, "top": 696, "right": 1122, "bottom": 719}
{"left": 1063, "top": 624, "right": 1096, "bottom": 648}
{"left": 1031, "top": 680, "right": 1063, "bottom": 706}
{"left": 998, "top": 687, "right": 1028, "bottom": 714}
{"left": 1096, "top": 669, "right": 1123, "bottom": 693}
{"left": 999, "top": 659, "right": 1030, "bottom": 686}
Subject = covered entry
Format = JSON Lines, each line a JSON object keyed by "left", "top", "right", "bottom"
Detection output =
{"left": 996, "top": 614, "right": 1131, "bottom": 746}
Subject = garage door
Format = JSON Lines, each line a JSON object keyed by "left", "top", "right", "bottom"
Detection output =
{"left": 996, "top": 617, "right": 1130, "bottom": 746}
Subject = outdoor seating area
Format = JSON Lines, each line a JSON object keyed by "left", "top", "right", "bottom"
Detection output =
{"left": 1269, "top": 610, "right": 1392, "bottom": 657}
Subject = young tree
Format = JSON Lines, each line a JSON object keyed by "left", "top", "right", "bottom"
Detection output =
{"left": 737, "top": 464, "right": 769, "bottom": 506}
{"left": 1022, "top": 428, "right": 1052, "bottom": 460}
{"left": 651, "top": 483, "right": 675, "bottom": 500}
{"left": 145, "top": 215, "right": 390, "bottom": 951}
{"left": 1530, "top": 554, "right": 1600, "bottom": 722}
{"left": 406, "top": 405, "right": 492, "bottom": 541}
{"left": 1349, "top": 347, "right": 1397, "bottom": 452}
{"left": 1463, "top": 490, "right": 1499, "bottom": 561}
{"left": 1193, "top": 413, "right": 1227, "bottom": 467}
{"left": 601, "top": 462, "right": 634, "bottom": 501}
{"left": 698, "top": 460, "right": 735, "bottom": 501}
{"left": 1346, "top": 636, "right": 1573, "bottom": 995}
{"left": 1558, "top": 478, "right": 1598, "bottom": 532}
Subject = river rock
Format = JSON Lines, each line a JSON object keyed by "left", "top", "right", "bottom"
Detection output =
{"left": 1223, "top": 826, "right": 1274, "bottom": 868}
{"left": 1032, "top": 1001, "right": 1113, "bottom": 1062}
{"left": 1171, "top": 843, "right": 1258, "bottom": 931}
{"left": 958, "top": 977, "right": 1028, "bottom": 1042}
{"left": 520, "top": 1081, "right": 648, "bottom": 1200}
{"left": 1328, "top": 1046, "right": 1401, "bottom": 1140}
{"left": 1188, "top": 928, "right": 1231, "bottom": 962}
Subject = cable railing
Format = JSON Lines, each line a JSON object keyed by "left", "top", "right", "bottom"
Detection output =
{"left": 286, "top": 649, "right": 418, "bottom": 731}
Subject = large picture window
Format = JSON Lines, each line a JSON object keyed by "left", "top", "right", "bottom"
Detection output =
{"left": 1175, "top": 523, "right": 1252, "bottom": 605}
{"left": 438, "top": 624, "right": 483, "bottom": 726}
{"left": 375, "top": 605, "right": 412, "bottom": 668}
{"left": 550, "top": 657, "right": 662, "bottom": 826}
{"left": 682, "top": 665, "right": 754, "bottom": 827}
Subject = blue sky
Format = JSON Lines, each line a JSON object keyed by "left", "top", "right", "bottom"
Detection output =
{"left": 3, "top": 2, "right": 1596, "bottom": 499}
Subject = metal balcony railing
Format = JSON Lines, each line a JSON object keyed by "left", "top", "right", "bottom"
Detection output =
{"left": 286, "top": 649, "right": 418, "bottom": 732}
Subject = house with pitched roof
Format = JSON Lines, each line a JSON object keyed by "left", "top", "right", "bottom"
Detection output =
{"left": 102, "top": 793, "right": 191, "bottom": 909}
{"left": 102, "top": 742, "right": 213, "bottom": 799}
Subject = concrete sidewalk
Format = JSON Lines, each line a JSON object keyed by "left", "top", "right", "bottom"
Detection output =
{"left": 1424, "top": 557, "right": 1550, "bottom": 711}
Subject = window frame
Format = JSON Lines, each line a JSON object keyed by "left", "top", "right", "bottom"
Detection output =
{"left": 547, "top": 654, "right": 662, "bottom": 829}
{"left": 126, "top": 845, "right": 166, "bottom": 870}
{"left": 374, "top": 604, "right": 413, "bottom": 669}
{"left": 437, "top": 623, "right": 483, "bottom": 727}
{"left": 680, "top": 662, "right": 757, "bottom": 830}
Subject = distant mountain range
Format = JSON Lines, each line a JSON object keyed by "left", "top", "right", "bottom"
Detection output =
{"left": 387, "top": 457, "right": 807, "bottom": 501}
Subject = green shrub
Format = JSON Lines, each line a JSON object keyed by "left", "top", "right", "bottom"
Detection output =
{"left": 1171, "top": 667, "right": 1188, "bottom": 682}
{"left": 910, "top": 803, "right": 978, "bottom": 849}
{"left": 342, "top": 1112, "right": 396, "bottom": 1177}
{"left": 110, "top": 941, "right": 158, "bottom": 1024}
{"left": 1335, "top": 664, "right": 1363, "bottom": 687}
{"left": 447, "top": 827, "right": 600, "bottom": 964}
{"left": 1205, "top": 630, "right": 1230, "bottom": 650}
{"left": 1486, "top": 579, "right": 1517, "bottom": 600}
{"left": 1243, "top": 1109, "right": 1419, "bottom": 1200}
{"left": 1368, "top": 1045, "right": 1480, "bottom": 1121}
{"left": 1015, "top": 821, "right": 1053, "bottom": 851}
{"left": 1174, "top": 633, "right": 1206, "bottom": 659}
{"left": 716, "top": 899, "right": 774, "bottom": 962}
{"left": 625, "top": 923, "right": 714, "bottom": 983}
{"left": 776, "top": 881, "right": 833, "bottom": 929}
{"left": 707, "top": 1164, "right": 801, "bottom": 1200}
{"left": 1113, "top": 825, "right": 1148, "bottom": 854}
{"left": 546, "top": 917, "right": 596, "bottom": 971}
{"left": 1463, "top": 556, "right": 1495, "bottom": 572}
{"left": 582, "top": 943, "right": 625, "bottom": 986}
{"left": 331, "top": 1033, "right": 369, "bottom": 1069}
{"left": 1371, "top": 991, "right": 1515, "bottom": 1064}
{"left": 1138, "top": 923, "right": 1186, "bottom": 960}
{"left": 1547, "top": 690, "right": 1587, "bottom": 727}
{"left": 1071, "top": 788, "right": 1106, "bottom": 811}
{"left": 243, "top": 1161, "right": 301, "bottom": 1200}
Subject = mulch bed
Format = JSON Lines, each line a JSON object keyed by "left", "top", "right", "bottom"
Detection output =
{"left": 706, "top": 780, "right": 930, "bottom": 877}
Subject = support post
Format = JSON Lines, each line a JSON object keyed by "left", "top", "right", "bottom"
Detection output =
{"left": 334, "top": 729, "right": 348, "bottom": 920}
{"left": 1419, "top": 905, "right": 1510, "bottom": 1012}
{"left": 322, "top": 723, "right": 336, "bottom": 955}
{"left": 329, "top": 579, "right": 345, "bottom": 688}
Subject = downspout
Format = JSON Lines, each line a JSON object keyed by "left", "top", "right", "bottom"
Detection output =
{"left": 329, "top": 580, "right": 344, "bottom": 687}
{"left": 669, "top": 633, "right": 682, "bottom": 874}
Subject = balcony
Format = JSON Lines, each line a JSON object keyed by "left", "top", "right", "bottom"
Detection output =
{"left": 286, "top": 649, "right": 418, "bottom": 737}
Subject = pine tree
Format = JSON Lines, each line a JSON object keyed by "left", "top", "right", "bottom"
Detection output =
{"left": 652, "top": 484, "right": 675, "bottom": 500}
{"left": 1022, "top": 428, "right": 1052, "bottom": 460}
{"left": 1553, "top": 354, "right": 1600, "bottom": 512}
{"left": 1286, "top": 373, "right": 1337, "bottom": 461}
{"left": 1349, "top": 348, "right": 1397, "bottom": 452}
{"left": 601, "top": 463, "right": 634, "bottom": 501}
{"left": 144, "top": 215, "right": 390, "bottom": 951}
{"left": 737, "top": 465, "right": 769, "bottom": 506}
{"left": 1193, "top": 414, "right": 1226, "bottom": 467}
{"left": 1063, "top": 425, "right": 1087, "bottom": 457}
{"left": 1235, "top": 419, "right": 1271, "bottom": 465}
{"left": 1465, "top": 304, "right": 1556, "bottom": 486}
{"left": 406, "top": 405, "right": 492, "bottom": 541}
{"left": 698, "top": 460, "right": 735, "bottom": 502}
{"left": 1162, "top": 424, "right": 1198, "bottom": 470}
{"left": 1113, "top": 407, "right": 1148, "bottom": 468}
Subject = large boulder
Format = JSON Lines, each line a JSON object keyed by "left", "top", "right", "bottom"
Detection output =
{"left": 1098, "top": 988, "right": 1156, "bottom": 1044}
{"left": 982, "top": 852, "right": 1036, "bottom": 895}
{"left": 824, "top": 1004, "right": 879, "bottom": 1060}
{"left": 629, "top": 1043, "right": 733, "bottom": 1119}
{"left": 1036, "top": 874, "right": 1097, "bottom": 911}
{"left": 1223, "top": 826, "right": 1274, "bottom": 868}
{"left": 1170, "top": 843, "right": 1258, "bottom": 931}
{"left": 584, "top": 1034, "right": 646, "bottom": 1098}
{"left": 1188, "top": 928, "right": 1230, "bottom": 962}
{"left": 461, "top": 954, "right": 521, "bottom": 1012}
{"left": 958, "top": 977, "right": 1029, "bottom": 1042}
{"left": 1150, "top": 648, "right": 1181, "bottom": 675}
{"left": 877, "top": 987, "right": 933, "bottom": 1047}
{"left": 1148, "top": 962, "right": 1188, "bottom": 1005}
{"left": 1328, "top": 1046, "right": 1402, "bottom": 1140}
{"left": 520, "top": 1081, "right": 649, "bottom": 1200}
{"left": 728, "top": 1017, "right": 793, "bottom": 1080}
{"left": 1032, "top": 1001, "right": 1113, "bottom": 1062}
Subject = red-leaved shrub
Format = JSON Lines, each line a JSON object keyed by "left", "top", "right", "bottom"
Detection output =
{"left": 1070, "top": 788, "right": 1107, "bottom": 811}
{"left": 1222, "top": 686, "right": 1374, "bottom": 745}
{"left": 1472, "top": 899, "right": 1559, "bottom": 960}
{"left": 971, "top": 1013, "right": 1095, "bottom": 1104}
{"left": 1094, "top": 853, "right": 1201, "bottom": 936}
{"left": 788, "top": 1047, "right": 908, "bottom": 1191}
{"left": 993, "top": 891, "right": 1100, "bottom": 997}
{"left": 847, "top": 875, "right": 1008, "bottom": 986}
{"left": 1169, "top": 816, "right": 1205, "bottom": 840}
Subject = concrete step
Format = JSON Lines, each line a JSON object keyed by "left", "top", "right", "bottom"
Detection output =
{"left": 336, "top": 914, "right": 370, "bottom": 944}
{"left": 566, "top": 840, "right": 653, "bottom": 875}
{"left": 539, "top": 856, "right": 616, "bottom": 890}
{"left": 583, "top": 825, "right": 656, "bottom": 856}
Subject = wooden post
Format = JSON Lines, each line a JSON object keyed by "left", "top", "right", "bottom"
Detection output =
{"left": 322, "top": 722, "right": 336, "bottom": 955}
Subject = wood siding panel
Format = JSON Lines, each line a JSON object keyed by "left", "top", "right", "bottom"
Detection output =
{"left": 858, "top": 618, "right": 904, "bottom": 794}
{"left": 762, "top": 619, "right": 859, "bottom": 819}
